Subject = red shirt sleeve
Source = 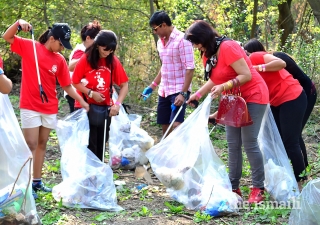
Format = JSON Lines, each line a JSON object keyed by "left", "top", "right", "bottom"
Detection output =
{"left": 0, "top": 56, "right": 3, "bottom": 69}
{"left": 72, "top": 50, "right": 85, "bottom": 60}
{"left": 112, "top": 56, "right": 129, "bottom": 85}
{"left": 56, "top": 54, "right": 71, "bottom": 87}
{"left": 72, "top": 55, "right": 88, "bottom": 84}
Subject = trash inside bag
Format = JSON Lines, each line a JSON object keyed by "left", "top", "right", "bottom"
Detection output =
{"left": 52, "top": 109, "right": 123, "bottom": 211}
{"left": 0, "top": 94, "right": 40, "bottom": 224}
{"left": 258, "top": 105, "right": 299, "bottom": 202}
{"left": 146, "top": 95, "right": 239, "bottom": 216}
{"left": 109, "top": 93, "right": 153, "bottom": 170}
{"left": 289, "top": 178, "right": 320, "bottom": 225}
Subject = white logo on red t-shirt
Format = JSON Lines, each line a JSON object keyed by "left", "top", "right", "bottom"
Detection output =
{"left": 49, "top": 65, "right": 57, "bottom": 75}
{"left": 95, "top": 72, "right": 106, "bottom": 92}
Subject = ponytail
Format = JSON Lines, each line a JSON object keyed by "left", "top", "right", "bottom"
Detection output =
{"left": 38, "top": 29, "right": 51, "bottom": 44}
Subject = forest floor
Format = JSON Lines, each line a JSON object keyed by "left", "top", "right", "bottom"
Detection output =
{"left": 5, "top": 85, "right": 320, "bottom": 225}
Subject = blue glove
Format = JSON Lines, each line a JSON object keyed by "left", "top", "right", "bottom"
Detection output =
{"left": 171, "top": 103, "right": 177, "bottom": 111}
{"left": 142, "top": 87, "right": 153, "bottom": 101}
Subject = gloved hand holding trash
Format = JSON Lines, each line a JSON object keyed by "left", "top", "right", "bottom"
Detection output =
{"left": 141, "top": 86, "right": 153, "bottom": 101}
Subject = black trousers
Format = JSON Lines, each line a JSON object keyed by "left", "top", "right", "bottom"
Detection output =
{"left": 87, "top": 116, "right": 112, "bottom": 162}
{"left": 271, "top": 90, "right": 307, "bottom": 181}
{"left": 65, "top": 95, "right": 75, "bottom": 113}
{"left": 299, "top": 87, "right": 317, "bottom": 167}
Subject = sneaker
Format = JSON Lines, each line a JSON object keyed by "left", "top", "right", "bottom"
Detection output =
{"left": 248, "top": 187, "right": 264, "bottom": 203}
{"left": 232, "top": 188, "right": 242, "bottom": 197}
{"left": 32, "top": 189, "right": 38, "bottom": 199}
{"left": 32, "top": 182, "right": 52, "bottom": 193}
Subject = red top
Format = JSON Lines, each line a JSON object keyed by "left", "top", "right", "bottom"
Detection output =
{"left": 205, "top": 41, "right": 269, "bottom": 104}
{"left": 0, "top": 56, "right": 3, "bottom": 69}
{"left": 11, "top": 36, "right": 70, "bottom": 114}
{"left": 249, "top": 52, "right": 302, "bottom": 106}
{"left": 72, "top": 54, "right": 128, "bottom": 107}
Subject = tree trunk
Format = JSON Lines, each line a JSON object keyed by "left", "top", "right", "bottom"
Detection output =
{"left": 149, "top": 0, "right": 158, "bottom": 46}
{"left": 277, "top": 0, "right": 294, "bottom": 46}
{"left": 250, "top": 0, "right": 258, "bottom": 38}
{"left": 307, "top": 0, "right": 320, "bottom": 23}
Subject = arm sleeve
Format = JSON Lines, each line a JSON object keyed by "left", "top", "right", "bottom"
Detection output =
{"left": 10, "top": 36, "right": 32, "bottom": 57}
{"left": 72, "top": 50, "right": 85, "bottom": 60}
{"left": 56, "top": 56, "right": 71, "bottom": 87}
{"left": 178, "top": 39, "right": 195, "bottom": 69}
{"left": 112, "top": 56, "right": 129, "bottom": 86}
{"left": 222, "top": 41, "right": 243, "bottom": 66}
{"left": 72, "top": 55, "right": 88, "bottom": 84}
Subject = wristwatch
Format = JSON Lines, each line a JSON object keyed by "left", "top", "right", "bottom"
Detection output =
{"left": 88, "top": 89, "right": 93, "bottom": 98}
{"left": 179, "top": 91, "right": 188, "bottom": 99}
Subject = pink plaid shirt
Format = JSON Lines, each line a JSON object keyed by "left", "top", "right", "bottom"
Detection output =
{"left": 157, "top": 27, "right": 195, "bottom": 97}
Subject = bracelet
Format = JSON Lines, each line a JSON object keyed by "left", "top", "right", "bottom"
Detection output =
{"left": 0, "top": 68, "right": 4, "bottom": 75}
{"left": 195, "top": 91, "right": 202, "bottom": 99}
{"left": 222, "top": 83, "right": 226, "bottom": 92}
{"left": 115, "top": 101, "right": 121, "bottom": 106}
{"left": 261, "top": 64, "right": 266, "bottom": 72}
{"left": 152, "top": 81, "right": 158, "bottom": 87}
{"left": 258, "top": 64, "right": 263, "bottom": 72}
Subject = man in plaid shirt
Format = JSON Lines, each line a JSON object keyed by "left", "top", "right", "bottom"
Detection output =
{"left": 142, "top": 10, "right": 195, "bottom": 137}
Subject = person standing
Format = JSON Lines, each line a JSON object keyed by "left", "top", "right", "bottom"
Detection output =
{"left": 244, "top": 39, "right": 308, "bottom": 190}
{"left": 72, "top": 30, "right": 129, "bottom": 161}
{"left": 142, "top": 11, "right": 195, "bottom": 137}
{"left": 185, "top": 20, "right": 269, "bottom": 203}
{"left": 65, "top": 20, "right": 102, "bottom": 113}
{"left": 3, "top": 19, "right": 89, "bottom": 198}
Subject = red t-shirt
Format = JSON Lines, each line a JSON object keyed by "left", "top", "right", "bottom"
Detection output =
{"left": 72, "top": 54, "right": 128, "bottom": 107}
{"left": 0, "top": 56, "right": 3, "bottom": 69}
{"left": 205, "top": 41, "right": 269, "bottom": 104}
{"left": 11, "top": 36, "right": 70, "bottom": 114}
{"left": 69, "top": 45, "right": 85, "bottom": 107}
{"left": 249, "top": 52, "right": 302, "bottom": 106}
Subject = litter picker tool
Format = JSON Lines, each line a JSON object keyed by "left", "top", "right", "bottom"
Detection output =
{"left": 18, "top": 25, "right": 48, "bottom": 103}
{"left": 160, "top": 100, "right": 199, "bottom": 142}
{"left": 102, "top": 107, "right": 110, "bottom": 162}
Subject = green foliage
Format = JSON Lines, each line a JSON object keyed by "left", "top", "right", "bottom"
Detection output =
{"left": 164, "top": 201, "right": 185, "bottom": 214}
{"left": 132, "top": 206, "right": 152, "bottom": 217}
{"left": 193, "top": 211, "right": 212, "bottom": 223}
{"left": 94, "top": 212, "right": 116, "bottom": 222}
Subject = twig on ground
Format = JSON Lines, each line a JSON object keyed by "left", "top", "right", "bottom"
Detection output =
{"left": 177, "top": 214, "right": 193, "bottom": 220}
{"left": 219, "top": 218, "right": 228, "bottom": 224}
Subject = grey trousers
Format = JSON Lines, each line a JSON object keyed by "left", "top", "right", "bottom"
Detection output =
{"left": 226, "top": 103, "right": 267, "bottom": 189}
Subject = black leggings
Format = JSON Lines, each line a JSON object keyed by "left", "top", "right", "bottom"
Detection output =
{"left": 271, "top": 91, "right": 307, "bottom": 181}
{"left": 65, "top": 95, "right": 75, "bottom": 113}
{"left": 88, "top": 117, "right": 112, "bottom": 161}
{"left": 300, "top": 87, "right": 317, "bottom": 167}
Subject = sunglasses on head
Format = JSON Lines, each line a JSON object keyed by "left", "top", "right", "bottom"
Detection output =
{"left": 152, "top": 24, "right": 162, "bottom": 31}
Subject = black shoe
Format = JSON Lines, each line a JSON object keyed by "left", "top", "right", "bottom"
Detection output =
{"left": 32, "top": 182, "right": 52, "bottom": 193}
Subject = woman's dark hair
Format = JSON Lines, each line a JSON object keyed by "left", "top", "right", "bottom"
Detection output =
{"left": 185, "top": 20, "right": 221, "bottom": 58}
{"left": 149, "top": 10, "right": 172, "bottom": 26}
{"left": 243, "top": 39, "right": 266, "bottom": 53}
{"left": 39, "top": 29, "right": 56, "bottom": 44}
{"left": 80, "top": 20, "right": 101, "bottom": 41}
{"left": 85, "top": 30, "right": 117, "bottom": 69}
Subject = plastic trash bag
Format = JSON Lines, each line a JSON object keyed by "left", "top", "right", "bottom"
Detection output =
{"left": 52, "top": 109, "right": 123, "bottom": 211}
{"left": 258, "top": 105, "right": 299, "bottom": 202}
{"left": 108, "top": 93, "right": 153, "bottom": 170}
{"left": 0, "top": 93, "right": 40, "bottom": 224}
{"left": 146, "top": 95, "right": 239, "bottom": 216}
{"left": 288, "top": 178, "right": 320, "bottom": 225}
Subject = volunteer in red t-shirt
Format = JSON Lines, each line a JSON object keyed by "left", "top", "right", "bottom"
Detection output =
{"left": 72, "top": 30, "right": 129, "bottom": 161}
{"left": 185, "top": 20, "right": 269, "bottom": 203}
{"left": 244, "top": 39, "right": 308, "bottom": 190}
{"left": 3, "top": 19, "right": 89, "bottom": 199}
{"left": 65, "top": 20, "right": 102, "bottom": 113}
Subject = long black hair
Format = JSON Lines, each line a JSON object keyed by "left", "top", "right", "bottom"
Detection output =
{"left": 185, "top": 20, "right": 221, "bottom": 58}
{"left": 243, "top": 39, "right": 266, "bottom": 53}
{"left": 85, "top": 30, "right": 117, "bottom": 69}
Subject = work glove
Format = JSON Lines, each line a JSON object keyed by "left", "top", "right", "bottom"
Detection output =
{"left": 142, "top": 87, "right": 153, "bottom": 101}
